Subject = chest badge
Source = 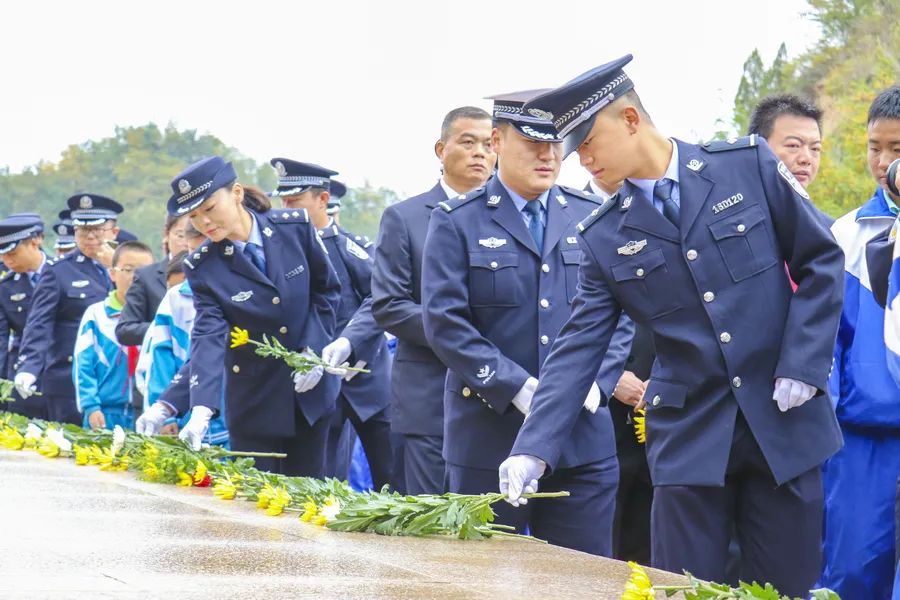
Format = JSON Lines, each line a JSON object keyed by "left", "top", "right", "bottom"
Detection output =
{"left": 566, "top": 236, "right": 578, "bottom": 244}
{"left": 478, "top": 237, "right": 507, "bottom": 249}
{"left": 72, "top": 280, "right": 90, "bottom": 288}
{"left": 617, "top": 239, "right": 648, "bottom": 256}
{"left": 10, "top": 293, "right": 26, "bottom": 302}
{"left": 487, "top": 195, "right": 501, "bottom": 206}
{"left": 231, "top": 290, "right": 254, "bottom": 302}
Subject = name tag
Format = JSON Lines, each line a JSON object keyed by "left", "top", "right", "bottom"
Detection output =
{"left": 711, "top": 193, "right": 744, "bottom": 215}
{"left": 285, "top": 265, "right": 305, "bottom": 279}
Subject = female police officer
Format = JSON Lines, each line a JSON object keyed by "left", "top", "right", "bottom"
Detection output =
{"left": 136, "top": 156, "right": 341, "bottom": 476}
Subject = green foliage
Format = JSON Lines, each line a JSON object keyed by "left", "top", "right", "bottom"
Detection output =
{"left": 336, "top": 181, "right": 401, "bottom": 240}
{"left": 726, "top": 0, "right": 899, "bottom": 218}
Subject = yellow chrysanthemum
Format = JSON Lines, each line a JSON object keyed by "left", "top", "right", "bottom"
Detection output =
{"left": 319, "top": 496, "right": 341, "bottom": 523}
{"left": 621, "top": 561, "right": 654, "bottom": 600}
{"left": 143, "top": 443, "right": 160, "bottom": 461}
{"left": 300, "top": 499, "right": 318, "bottom": 522}
{"left": 36, "top": 439, "right": 60, "bottom": 458}
{"left": 230, "top": 327, "right": 250, "bottom": 349}
{"left": 257, "top": 485, "right": 275, "bottom": 509}
{"left": 265, "top": 487, "right": 292, "bottom": 517}
{"left": 633, "top": 409, "right": 646, "bottom": 445}
{"left": 176, "top": 470, "right": 193, "bottom": 486}
{"left": 74, "top": 445, "right": 89, "bottom": 465}
{"left": 193, "top": 460, "right": 208, "bottom": 485}
{"left": 143, "top": 463, "right": 161, "bottom": 480}
{"left": 212, "top": 479, "right": 237, "bottom": 500}
{"left": 0, "top": 427, "right": 25, "bottom": 450}
{"left": 313, "top": 514, "right": 329, "bottom": 527}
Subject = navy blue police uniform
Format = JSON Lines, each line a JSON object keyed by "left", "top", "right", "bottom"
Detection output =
{"left": 509, "top": 56, "right": 845, "bottom": 596}
{"left": 420, "top": 89, "right": 632, "bottom": 555}
{"left": 170, "top": 157, "right": 342, "bottom": 477}
{"left": 16, "top": 194, "right": 120, "bottom": 424}
{"left": 268, "top": 158, "right": 393, "bottom": 488}
{"left": 0, "top": 214, "right": 50, "bottom": 418}
{"left": 371, "top": 184, "right": 453, "bottom": 494}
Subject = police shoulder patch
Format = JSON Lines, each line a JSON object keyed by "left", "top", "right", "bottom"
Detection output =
{"left": 576, "top": 193, "right": 620, "bottom": 233}
{"left": 271, "top": 208, "right": 310, "bottom": 224}
{"left": 559, "top": 185, "right": 603, "bottom": 205}
{"left": 345, "top": 237, "right": 370, "bottom": 260}
{"left": 701, "top": 134, "right": 759, "bottom": 153}
{"left": 438, "top": 187, "right": 486, "bottom": 212}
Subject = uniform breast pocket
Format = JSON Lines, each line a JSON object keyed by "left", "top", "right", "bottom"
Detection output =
{"left": 468, "top": 252, "right": 520, "bottom": 307}
{"left": 610, "top": 248, "right": 682, "bottom": 319}
{"left": 708, "top": 204, "right": 778, "bottom": 282}
{"left": 562, "top": 250, "right": 582, "bottom": 303}
{"left": 65, "top": 288, "right": 101, "bottom": 313}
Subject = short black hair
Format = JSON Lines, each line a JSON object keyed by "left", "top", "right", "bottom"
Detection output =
{"left": 112, "top": 240, "right": 153, "bottom": 267}
{"left": 184, "top": 221, "right": 204, "bottom": 239}
{"left": 167, "top": 250, "right": 187, "bottom": 280}
{"left": 868, "top": 86, "right": 900, "bottom": 125}
{"left": 748, "top": 94, "right": 823, "bottom": 138}
{"left": 441, "top": 106, "right": 491, "bottom": 142}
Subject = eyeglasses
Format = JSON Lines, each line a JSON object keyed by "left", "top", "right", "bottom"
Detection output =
{"left": 112, "top": 266, "right": 138, "bottom": 274}
{"left": 74, "top": 225, "right": 115, "bottom": 239}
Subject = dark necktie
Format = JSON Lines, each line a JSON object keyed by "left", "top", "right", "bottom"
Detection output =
{"left": 522, "top": 201, "right": 544, "bottom": 253}
{"left": 654, "top": 178, "right": 680, "bottom": 227}
{"left": 30, "top": 272, "right": 40, "bottom": 287}
{"left": 244, "top": 242, "right": 266, "bottom": 274}
{"left": 93, "top": 261, "right": 112, "bottom": 289}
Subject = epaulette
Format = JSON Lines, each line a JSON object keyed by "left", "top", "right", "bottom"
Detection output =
{"left": 701, "top": 134, "right": 759, "bottom": 153}
{"left": 353, "top": 234, "right": 373, "bottom": 249}
{"left": 558, "top": 185, "right": 603, "bottom": 205}
{"left": 576, "top": 193, "right": 620, "bottom": 233}
{"left": 0, "top": 270, "right": 14, "bottom": 283}
{"left": 270, "top": 208, "right": 310, "bottom": 223}
{"left": 183, "top": 240, "right": 213, "bottom": 271}
{"left": 438, "top": 186, "right": 485, "bottom": 212}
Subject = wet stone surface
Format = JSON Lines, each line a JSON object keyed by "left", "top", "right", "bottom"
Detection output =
{"left": 0, "top": 449, "right": 684, "bottom": 598}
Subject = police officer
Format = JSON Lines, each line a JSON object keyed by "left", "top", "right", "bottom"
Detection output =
{"left": 500, "top": 56, "right": 844, "bottom": 595}
{"left": 139, "top": 156, "right": 341, "bottom": 477}
{"left": 327, "top": 179, "right": 346, "bottom": 228}
{"left": 14, "top": 195, "right": 121, "bottom": 423}
{"left": 52, "top": 212, "right": 77, "bottom": 256}
{"left": 422, "top": 90, "right": 631, "bottom": 555}
{"left": 270, "top": 158, "right": 394, "bottom": 488}
{"left": 0, "top": 213, "right": 50, "bottom": 419}
{"left": 372, "top": 106, "right": 496, "bottom": 495}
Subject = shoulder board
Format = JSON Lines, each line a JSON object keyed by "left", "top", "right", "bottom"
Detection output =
{"left": 438, "top": 187, "right": 486, "bottom": 212}
{"left": 0, "top": 270, "right": 14, "bottom": 283}
{"left": 182, "top": 240, "right": 213, "bottom": 271}
{"left": 576, "top": 193, "right": 620, "bottom": 233}
{"left": 558, "top": 185, "right": 603, "bottom": 205}
{"left": 701, "top": 134, "right": 759, "bottom": 153}
{"left": 269, "top": 208, "right": 310, "bottom": 224}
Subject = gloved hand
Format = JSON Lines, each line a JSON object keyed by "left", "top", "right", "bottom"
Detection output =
{"left": 178, "top": 405, "right": 214, "bottom": 451}
{"left": 773, "top": 377, "right": 817, "bottom": 412}
{"left": 136, "top": 402, "right": 175, "bottom": 436}
{"left": 583, "top": 382, "right": 602, "bottom": 414}
{"left": 293, "top": 349, "right": 324, "bottom": 393}
{"left": 511, "top": 377, "right": 538, "bottom": 416}
{"left": 14, "top": 372, "right": 37, "bottom": 399}
{"left": 499, "top": 454, "right": 547, "bottom": 507}
{"left": 322, "top": 337, "right": 353, "bottom": 377}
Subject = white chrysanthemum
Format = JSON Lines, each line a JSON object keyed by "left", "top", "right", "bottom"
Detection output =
{"left": 45, "top": 428, "right": 72, "bottom": 452}
{"left": 111, "top": 425, "right": 126, "bottom": 456}
{"left": 24, "top": 423, "right": 43, "bottom": 441}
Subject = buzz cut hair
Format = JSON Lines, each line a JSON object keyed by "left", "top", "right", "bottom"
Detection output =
{"left": 440, "top": 106, "right": 491, "bottom": 142}
{"left": 868, "top": 86, "right": 900, "bottom": 125}
{"left": 112, "top": 240, "right": 153, "bottom": 267}
{"left": 748, "top": 94, "right": 823, "bottom": 138}
{"left": 610, "top": 89, "right": 653, "bottom": 124}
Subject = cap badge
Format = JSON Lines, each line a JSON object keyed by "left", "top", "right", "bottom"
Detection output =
{"left": 178, "top": 179, "right": 192, "bottom": 194}
{"left": 59, "top": 225, "right": 68, "bottom": 235}
{"left": 80, "top": 195, "right": 92, "bottom": 209}
{"left": 528, "top": 108, "right": 554, "bottom": 121}
{"left": 275, "top": 161, "right": 287, "bottom": 177}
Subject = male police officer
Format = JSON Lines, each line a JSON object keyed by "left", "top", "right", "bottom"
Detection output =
{"left": 372, "top": 106, "right": 495, "bottom": 494}
{"left": 15, "top": 194, "right": 120, "bottom": 424}
{"left": 271, "top": 158, "right": 394, "bottom": 488}
{"left": 0, "top": 214, "right": 50, "bottom": 419}
{"left": 500, "top": 56, "right": 844, "bottom": 595}
{"left": 422, "top": 90, "right": 631, "bottom": 555}
{"left": 52, "top": 212, "right": 77, "bottom": 256}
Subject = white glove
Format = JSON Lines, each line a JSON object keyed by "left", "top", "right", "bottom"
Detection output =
{"left": 293, "top": 351, "right": 324, "bottom": 393}
{"left": 511, "top": 377, "right": 538, "bottom": 416}
{"left": 136, "top": 402, "right": 174, "bottom": 436}
{"left": 322, "top": 337, "right": 353, "bottom": 377}
{"left": 499, "top": 454, "right": 546, "bottom": 507}
{"left": 772, "top": 377, "right": 817, "bottom": 412}
{"left": 583, "top": 382, "right": 602, "bottom": 414}
{"left": 178, "top": 406, "right": 214, "bottom": 451}
{"left": 14, "top": 372, "right": 37, "bottom": 399}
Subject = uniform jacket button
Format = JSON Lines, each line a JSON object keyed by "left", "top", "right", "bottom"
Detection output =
{"left": 732, "top": 376, "right": 742, "bottom": 388}
{"left": 686, "top": 249, "right": 698, "bottom": 261}
{"left": 720, "top": 332, "right": 732, "bottom": 343}
{"left": 540, "top": 335, "right": 549, "bottom": 345}
{"left": 652, "top": 394, "right": 661, "bottom": 406}
{"left": 636, "top": 268, "right": 645, "bottom": 277}
{"left": 490, "top": 261, "right": 498, "bottom": 270}
{"left": 272, "top": 297, "right": 281, "bottom": 305}
{"left": 539, "top": 299, "right": 549, "bottom": 309}
{"left": 703, "top": 291, "right": 715, "bottom": 303}
{"left": 67, "top": 356, "right": 73, "bottom": 363}
{"left": 737, "top": 224, "right": 746, "bottom": 233}
{"left": 232, "top": 365, "right": 240, "bottom": 373}
{"left": 462, "top": 387, "right": 471, "bottom": 398}
{"left": 279, "top": 326, "right": 288, "bottom": 334}
{"left": 542, "top": 264, "right": 550, "bottom": 273}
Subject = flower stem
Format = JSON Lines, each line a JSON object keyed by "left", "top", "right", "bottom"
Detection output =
{"left": 221, "top": 450, "right": 288, "bottom": 459}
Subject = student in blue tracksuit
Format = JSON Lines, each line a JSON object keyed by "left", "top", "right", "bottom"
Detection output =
{"left": 823, "top": 86, "right": 900, "bottom": 600}
{"left": 135, "top": 156, "right": 340, "bottom": 476}
{"left": 73, "top": 241, "right": 155, "bottom": 429}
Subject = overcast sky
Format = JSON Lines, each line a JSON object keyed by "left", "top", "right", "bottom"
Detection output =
{"left": 0, "top": 0, "right": 821, "bottom": 198}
